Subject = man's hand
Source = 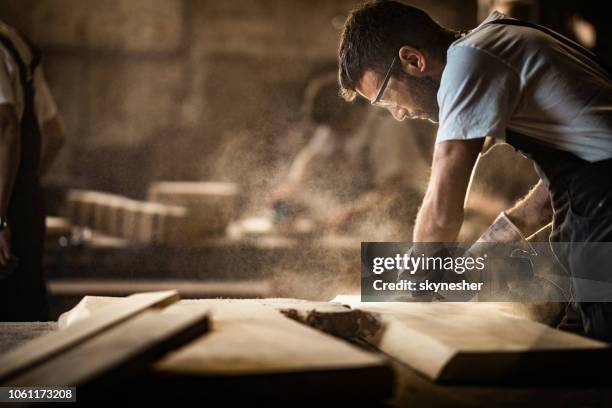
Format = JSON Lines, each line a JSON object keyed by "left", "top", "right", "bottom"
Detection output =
{"left": 321, "top": 208, "right": 354, "bottom": 232}
{"left": 504, "top": 180, "right": 552, "bottom": 237}
{"left": 269, "top": 180, "right": 301, "bottom": 205}
{"left": 413, "top": 138, "right": 484, "bottom": 243}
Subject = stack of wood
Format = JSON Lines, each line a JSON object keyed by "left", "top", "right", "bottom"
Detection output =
{"left": 147, "top": 181, "right": 239, "bottom": 237}
{"left": 63, "top": 182, "right": 239, "bottom": 245}
{"left": 64, "top": 190, "right": 188, "bottom": 245}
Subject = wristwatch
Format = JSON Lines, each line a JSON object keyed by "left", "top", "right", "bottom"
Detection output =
{"left": 0, "top": 216, "right": 9, "bottom": 230}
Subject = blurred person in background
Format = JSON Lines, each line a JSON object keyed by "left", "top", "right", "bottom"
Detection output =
{"left": 0, "top": 21, "right": 65, "bottom": 321}
{"left": 271, "top": 73, "right": 431, "bottom": 241}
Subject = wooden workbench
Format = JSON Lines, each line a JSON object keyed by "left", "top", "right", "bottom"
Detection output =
{"left": 0, "top": 322, "right": 612, "bottom": 408}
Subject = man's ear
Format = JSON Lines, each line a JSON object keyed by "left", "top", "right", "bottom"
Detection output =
{"left": 398, "top": 46, "right": 427, "bottom": 76}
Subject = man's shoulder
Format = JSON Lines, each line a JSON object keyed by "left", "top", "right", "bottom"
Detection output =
{"left": 449, "top": 11, "right": 511, "bottom": 54}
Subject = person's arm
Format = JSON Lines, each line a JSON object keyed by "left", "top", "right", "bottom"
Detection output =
{"left": 504, "top": 179, "right": 552, "bottom": 237}
{"left": 413, "top": 138, "right": 484, "bottom": 242}
{"left": 0, "top": 103, "right": 20, "bottom": 266}
{"left": 271, "top": 126, "right": 331, "bottom": 202}
{"left": 39, "top": 115, "right": 65, "bottom": 176}
{"left": 321, "top": 187, "right": 397, "bottom": 231}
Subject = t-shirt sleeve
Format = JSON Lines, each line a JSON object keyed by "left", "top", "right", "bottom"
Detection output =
{"left": 436, "top": 45, "right": 521, "bottom": 143}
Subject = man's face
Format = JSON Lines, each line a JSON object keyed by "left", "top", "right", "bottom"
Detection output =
{"left": 356, "top": 69, "right": 440, "bottom": 123}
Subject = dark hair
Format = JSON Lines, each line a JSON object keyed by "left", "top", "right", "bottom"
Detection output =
{"left": 338, "top": 0, "right": 448, "bottom": 101}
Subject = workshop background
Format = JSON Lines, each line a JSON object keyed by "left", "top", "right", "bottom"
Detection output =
{"left": 0, "top": 0, "right": 477, "bottom": 198}
{"left": 2, "top": 1, "right": 612, "bottom": 406}
{"left": 0, "top": 0, "right": 609, "bottom": 316}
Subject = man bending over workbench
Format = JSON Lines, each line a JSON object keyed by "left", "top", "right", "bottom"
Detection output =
{"left": 337, "top": 0, "right": 612, "bottom": 341}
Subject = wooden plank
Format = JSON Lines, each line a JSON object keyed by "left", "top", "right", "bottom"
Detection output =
{"left": 0, "top": 290, "right": 179, "bottom": 383}
{"left": 334, "top": 296, "right": 611, "bottom": 383}
{"left": 5, "top": 309, "right": 209, "bottom": 397}
{"left": 154, "top": 299, "right": 386, "bottom": 374}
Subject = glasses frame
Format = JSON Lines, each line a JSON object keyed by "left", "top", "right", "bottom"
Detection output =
{"left": 371, "top": 55, "right": 397, "bottom": 106}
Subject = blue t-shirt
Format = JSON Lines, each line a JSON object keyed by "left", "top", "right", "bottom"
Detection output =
{"left": 437, "top": 11, "right": 612, "bottom": 162}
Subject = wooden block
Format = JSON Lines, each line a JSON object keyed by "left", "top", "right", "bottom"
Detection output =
{"left": 334, "top": 296, "right": 611, "bottom": 383}
{"left": 120, "top": 199, "right": 142, "bottom": 240}
{"left": 0, "top": 290, "right": 179, "bottom": 383}
{"left": 134, "top": 202, "right": 166, "bottom": 244}
{"left": 6, "top": 308, "right": 209, "bottom": 398}
{"left": 64, "top": 190, "right": 98, "bottom": 228}
{"left": 64, "top": 189, "right": 84, "bottom": 225}
{"left": 45, "top": 216, "right": 72, "bottom": 239}
{"left": 147, "top": 181, "right": 239, "bottom": 235}
{"left": 91, "top": 192, "right": 112, "bottom": 231}
{"left": 94, "top": 194, "right": 127, "bottom": 235}
{"left": 156, "top": 204, "right": 187, "bottom": 245}
{"left": 106, "top": 196, "right": 129, "bottom": 236}
{"left": 148, "top": 181, "right": 239, "bottom": 204}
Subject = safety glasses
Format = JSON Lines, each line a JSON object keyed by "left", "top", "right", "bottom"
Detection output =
{"left": 371, "top": 55, "right": 397, "bottom": 107}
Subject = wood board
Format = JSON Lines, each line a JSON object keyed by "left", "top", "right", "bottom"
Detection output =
{"left": 5, "top": 309, "right": 209, "bottom": 398}
{"left": 334, "top": 296, "right": 611, "bottom": 383}
{"left": 0, "top": 290, "right": 179, "bottom": 383}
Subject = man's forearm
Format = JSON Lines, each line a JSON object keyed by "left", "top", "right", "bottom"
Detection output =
{"left": 504, "top": 180, "right": 552, "bottom": 237}
{"left": 0, "top": 106, "right": 20, "bottom": 215}
{"left": 412, "top": 139, "right": 483, "bottom": 243}
{"left": 413, "top": 195, "right": 464, "bottom": 242}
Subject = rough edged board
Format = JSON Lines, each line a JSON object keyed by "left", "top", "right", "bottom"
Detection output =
{"left": 334, "top": 296, "right": 611, "bottom": 384}
{"left": 152, "top": 300, "right": 391, "bottom": 404}
{"left": 0, "top": 290, "right": 179, "bottom": 383}
{"left": 5, "top": 309, "right": 209, "bottom": 400}
{"left": 249, "top": 298, "right": 380, "bottom": 339}
{"left": 156, "top": 300, "right": 375, "bottom": 372}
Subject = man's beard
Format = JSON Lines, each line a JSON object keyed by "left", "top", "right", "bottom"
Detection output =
{"left": 399, "top": 72, "right": 440, "bottom": 122}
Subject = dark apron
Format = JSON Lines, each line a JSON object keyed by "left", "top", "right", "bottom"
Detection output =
{"left": 489, "top": 19, "right": 612, "bottom": 341}
{"left": 0, "top": 32, "right": 47, "bottom": 321}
